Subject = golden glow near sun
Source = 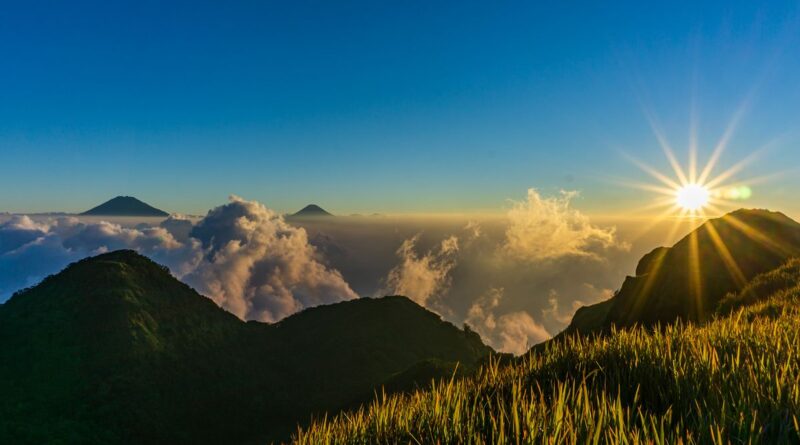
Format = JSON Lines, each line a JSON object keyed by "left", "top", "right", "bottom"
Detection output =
{"left": 619, "top": 107, "right": 771, "bottom": 222}
{"left": 617, "top": 112, "right": 776, "bottom": 308}
{"left": 622, "top": 142, "right": 759, "bottom": 220}
{"left": 675, "top": 184, "right": 710, "bottom": 211}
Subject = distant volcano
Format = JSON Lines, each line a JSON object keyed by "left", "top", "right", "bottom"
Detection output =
{"left": 81, "top": 196, "right": 169, "bottom": 217}
{"left": 291, "top": 204, "right": 334, "bottom": 218}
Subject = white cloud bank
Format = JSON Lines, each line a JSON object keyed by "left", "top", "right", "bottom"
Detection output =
{"left": 184, "top": 196, "right": 356, "bottom": 322}
{"left": 384, "top": 234, "right": 459, "bottom": 308}
{"left": 378, "top": 189, "right": 626, "bottom": 355}
{"left": 503, "top": 189, "right": 622, "bottom": 261}
{"left": 3, "top": 188, "right": 630, "bottom": 355}
{"left": 0, "top": 197, "right": 356, "bottom": 322}
{"left": 466, "top": 288, "right": 551, "bottom": 355}
{"left": 0, "top": 215, "right": 203, "bottom": 297}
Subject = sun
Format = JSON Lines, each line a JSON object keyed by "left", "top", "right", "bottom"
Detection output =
{"left": 615, "top": 102, "right": 779, "bottom": 315}
{"left": 617, "top": 104, "right": 770, "bottom": 221}
{"left": 676, "top": 184, "right": 710, "bottom": 211}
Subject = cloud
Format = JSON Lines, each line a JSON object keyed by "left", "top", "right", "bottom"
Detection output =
{"left": 503, "top": 189, "right": 622, "bottom": 261}
{"left": 0, "top": 197, "right": 357, "bottom": 323}
{"left": 542, "top": 285, "right": 614, "bottom": 326}
{"left": 184, "top": 196, "right": 357, "bottom": 322}
{"left": 1, "top": 187, "right": 638, "bottom": 346}
{"left": 541, "top": 291, "right": 577, "bottom": 325}
{"left": 463, "top": 220, "right": 482, "bottom": 241}
{"left": 466, "top": 288, "right": 551, "bottom": 355}
{"left": 494, "top": 312, "right": 551, "bottom": 355}
{"left": 384, "top": 234, "right": 459, "bottom": 308}
{"left": 0, "top": 216, "right": 203, "bottom": 298}
{"left": 0, "top": 216, "right": 48, "bottom": 255}
{"left": 159, "top": 214, "right": 196, "bottom": 243}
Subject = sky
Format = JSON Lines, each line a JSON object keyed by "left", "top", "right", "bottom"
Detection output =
{"left": 2, "top": 1, "right": 800, "bottom": 216}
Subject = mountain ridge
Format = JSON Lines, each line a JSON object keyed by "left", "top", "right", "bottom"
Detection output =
{"left": 563, "top": 208, "right": 800, "bottom": 335}
{"left": 0, "top": 250, "right": 492, "bottom": 444}
{"left": 294, "top": 255, "right": 800, "bottom": 444}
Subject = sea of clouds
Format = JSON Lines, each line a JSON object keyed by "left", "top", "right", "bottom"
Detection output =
{"left": 0, "top": 196, "right": 356, "bottom": 322}
{"left": 1, "top": 190, "right": 649, "bottom": 354}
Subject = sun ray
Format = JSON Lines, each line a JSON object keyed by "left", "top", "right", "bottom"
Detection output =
{"left": 623, "top": 154, "right": 683, "bottom": 190}
{"left": 688, "top": 89, "right": 699, "bottom": 184}
{"left": 663, "top": 145, "right": 690, "bottom": 187}
{"left": 722, "top": 170, "right": 788, "bottom": 188}
{"left": 723, "top": 214, "right": 795, "bottom": 258}
{"left": 704, "top": 221, "right": 748, "bottom": 289}
{"left": 662, "top": 208, "right": 693, "bottom": 245}
{"left": 626, "top": 197, "right": 681, "bottom": 215}
{"left": 625, "top": 203, "right": 684, "bottom": 244}
{"left": 689, "top": 138, "right": 698, "bottom": 184}
{"left": 688, "top": 226, "right": 704, "bottom": 318}
{"left": 644, "top": 110, "right": 690, "bottom": 186}
{"left": 704, "top": 202, "right": 731, "bottom": 216}
{"left": 609, "top": 178, "right": 679, "bottom": 197}
{"left": 619, "top": 94, "right": 776, "bottom": 239}
{"left": 628, "top": 236, "right": 671, "bottom": 321}
{"left": 704, "top": 149, "right": 769, "bottom": 191}
{"left": 697, "top": 98, "right": 750, "bottom": 185}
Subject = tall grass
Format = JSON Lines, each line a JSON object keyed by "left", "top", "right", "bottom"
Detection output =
{"left": 294, "top": 291, "right": 800, "bottom": 444}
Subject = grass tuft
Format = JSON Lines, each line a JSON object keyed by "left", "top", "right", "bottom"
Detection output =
{"left": 294, "top": 277, "right": 800, "bottom": 444}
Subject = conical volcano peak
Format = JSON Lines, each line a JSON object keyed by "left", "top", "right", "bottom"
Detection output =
{"left": 81, "top": 196, "right": 169, "bottom": 217}
{"left": 291, "top": 204, "right": 334, "bottom": 218}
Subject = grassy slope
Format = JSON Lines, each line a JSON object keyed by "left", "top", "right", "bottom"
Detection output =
{"left": 577, "top": 209, "right": 800, "bottom": 331}
{"left": 294, "top": 262, "right": 800, "bottom": 444}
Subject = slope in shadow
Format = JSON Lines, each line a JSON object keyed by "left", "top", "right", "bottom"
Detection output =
{"left": 0, "top": 250, "right": 492, "bottom": 444}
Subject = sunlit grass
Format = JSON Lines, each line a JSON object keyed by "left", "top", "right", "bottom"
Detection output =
{"left": 294, "top": 272, "right": 800, "bottom": 444}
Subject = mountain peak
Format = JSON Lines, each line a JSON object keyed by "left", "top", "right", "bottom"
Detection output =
{"left": 0, "top": 250, "right": 493, "bottom": 443}
{"left": 291, "top": 204, "right": 334, "bottom": 217}
{"left": 6, "top": 249, "right": 236, "bottom": 328}
{"left": 81, "top": 196, "right": 169, "bottom": 217}
{"left": 563, "top": 207, "right": 800, "bottom": 334}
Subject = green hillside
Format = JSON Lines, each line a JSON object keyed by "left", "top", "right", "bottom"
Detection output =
{"left": 565, "top": 209, "right": 800, "bottom": 334}
{"left": 0, "top": 251, "right": 492, "bottom": 444}
{"left": 293, "top": 258, "right": 800, "bottom": 444}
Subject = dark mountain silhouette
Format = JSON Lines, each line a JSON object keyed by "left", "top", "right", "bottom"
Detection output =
{"left": 290, "top": 204, "right": 334, "bottom": 218}
{"left": 81, "top": 196, "right": 169, "bottom": 217}
{"left": 0, "top": 250, "right": 491, "bottom": 444}
{"left": 564, "top": 209, "right": 800, "bottom": 334}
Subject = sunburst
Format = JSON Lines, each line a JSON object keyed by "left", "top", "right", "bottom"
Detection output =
{"left": 620, "top": 105, "right": 769, "bottom": 224}
{"left": 614, "top": 106, "right": 785, "bottom": 312}
{"left": 675, "top": 184, "right": 710, "bottom": 212}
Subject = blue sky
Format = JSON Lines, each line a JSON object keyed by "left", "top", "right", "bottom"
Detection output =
{"left": 1, "top": 1, "right": 799, "bottom": 215}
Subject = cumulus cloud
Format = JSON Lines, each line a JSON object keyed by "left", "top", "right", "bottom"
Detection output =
{"left": 159, "top": 214, "right": 196, "bottom": 243}
{"left": 542, "top": 284, "right": 614, "bottom": 326}
{"left": 1, "top": 187, "right": 639, "bottom": 347}
{"left": 384, "top": 234, "right": 459, "bottom": 308}
{"left": 0, "top": 216, "right": 48, "bottom": 255}
{"left": 466, "top": 288, "right": 551, "bottom": 355}
{"left": 0, "top": 197, "right": 357, "bottom": 323}
{"left": 503, "top": 189, "right": 622, "bottom": 262}
{"left": 0, "top": 216, "right": 202, "bottom": 298}
{"left": 183, "top": 196, "right": 357, "bottom": 322}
